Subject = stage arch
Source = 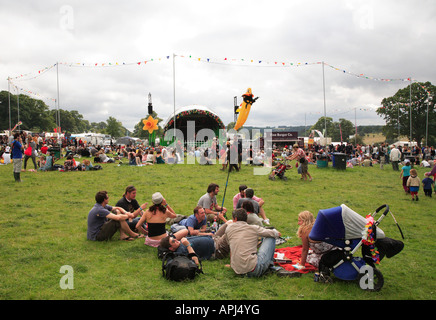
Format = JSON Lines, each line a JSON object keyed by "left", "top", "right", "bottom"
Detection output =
{"left": 162, "top": 105, "right": 226, "bottom": 143}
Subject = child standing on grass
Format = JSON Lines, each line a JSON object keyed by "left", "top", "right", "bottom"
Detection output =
{"left": 407, "top": 169, "right": 420, "bottom": 201}
{"left": 422, "top": 172, "right": 434, "bottom": 198}
{"left": 400, "top": 159, "right": 412, "bottom": 193}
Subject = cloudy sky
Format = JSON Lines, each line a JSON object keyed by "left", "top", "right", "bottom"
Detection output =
{"left": 1, "top": 0, "right": 435, "bottom": 132}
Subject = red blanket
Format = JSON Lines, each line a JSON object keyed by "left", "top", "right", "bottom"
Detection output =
{"left": 274, "top": 246, "right": 317, "bottom": 273}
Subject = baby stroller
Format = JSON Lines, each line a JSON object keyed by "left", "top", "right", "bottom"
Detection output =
{"left": 269, "top": 162, "right": 288, "bottom": 181}
{"left": 309, "top": 204, "right": 404, "bottom": 291}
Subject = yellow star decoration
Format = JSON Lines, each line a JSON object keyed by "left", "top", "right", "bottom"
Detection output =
{"left": 142, "top": 115, "right": 159, "bottom": 134}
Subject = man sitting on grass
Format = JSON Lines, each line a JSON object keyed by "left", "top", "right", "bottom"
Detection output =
{"left": 115, "top": 185, "right": 148, "bottom": 234}
{"left": 160, "top": 219, "right": 232, "bottom": 261}
{"left": 170, "top": 206, "right": 226, "bottom": 236}
{"left": 197, "top": 183, "right": 228, "bottom": 223}
{"left": 235, "top": 186, "right": 270, "bottom": 225}
{"left": 225, "top": 208, "right": 298, "bottom": 277}
{"left": 87, "top": 190, "right": 141, "bottom": 241}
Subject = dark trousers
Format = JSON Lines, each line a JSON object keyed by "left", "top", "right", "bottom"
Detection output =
{"left": 96, "top": 220, "right": 121, "bottom": 241}
{"left": 24, "top": 155, "right": 37, "bottom": 169}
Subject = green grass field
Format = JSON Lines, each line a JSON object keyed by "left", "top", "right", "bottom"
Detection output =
{"left": 0, "top": 157, "right": 435, "bottom": 300}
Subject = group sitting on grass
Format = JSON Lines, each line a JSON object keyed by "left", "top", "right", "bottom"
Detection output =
{"left": 86, "top": 182, "right": 304, "bottom": 278}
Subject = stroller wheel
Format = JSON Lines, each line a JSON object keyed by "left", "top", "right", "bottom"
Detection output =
{"left": 282, "top": 176, "right": 288, "bottom": 181}
{"left": 358, "top": 267, "right": 384, "bottom": 292}
{"left": 319, "top": 272, "right": 333, "bottom": 284}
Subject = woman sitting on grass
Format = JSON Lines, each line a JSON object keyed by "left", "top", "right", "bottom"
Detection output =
{"left": 294, "top": 211, "right": 336, "bottom": 270}
{"left": 155, "top": 151, "right": 165, "bottom": 164}
{"left": 135, "top": 192, "right": 188, "bottom": 247}
{"left": 82, "top": 159, "right": 94, "bottom": 171}
{"left": 128, "top": 150, "right": 137, "bottom": 165}
{"left": 38, "top": 152, "right": 54, "bottom": 171}
{"left": 145, "top": 150, "right": 155, "bottom": 165}
{"left": 63, "top": 155, "right": 78, "bottom": 171}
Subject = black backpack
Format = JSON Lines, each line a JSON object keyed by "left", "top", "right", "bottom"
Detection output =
{"left": 161, "top": 252, "right": 203, "bottom": 281}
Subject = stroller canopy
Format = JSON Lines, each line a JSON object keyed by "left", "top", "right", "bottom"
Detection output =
{"left": 309, "top": 204, "right": 385, "bottom": 243}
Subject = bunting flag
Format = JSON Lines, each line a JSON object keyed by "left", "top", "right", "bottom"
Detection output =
{"left": 10, "top": 82, "right": 57, "bottom": 102}
{"left": 418, "top": 83, "right": 432, "bottom": 98}
{"left": 9, "top": 64, "right": 57, "bottom": 81}
{"left": 324, "top": 62, "right": 413, "bottom": 82}
{"left": 58, "top": 56, "right": 171, "bottom": 68}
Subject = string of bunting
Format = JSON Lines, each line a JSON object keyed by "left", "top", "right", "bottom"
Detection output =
{"left": 9, "top": 63, "right": 57, "bottom": 81}
{"left": 8, "top": 55, "right": 429, "bottom": 107}
{"left": 9, "top": 81, "right": 57, "bottom": 102}
{"left": 305, "top": 107, "right": 378, "bottom": 117}
{"left": 323, "top": 62, "right": 413, "bottom": 82}
{"left": 58, "top": 55, "right": 171, "bottom": 67}
{"left": 178, "top": 54, "right": 322, "bottom": 68}
{"left": 9, "top": 55, "right": 419, "bottom": 83}
{"left": 178, "top": 55, "right": 417, "bottom": 82}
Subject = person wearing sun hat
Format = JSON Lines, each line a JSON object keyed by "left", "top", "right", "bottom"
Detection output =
{"left": 135, "top": 192, "right": 188, "bottom": 247}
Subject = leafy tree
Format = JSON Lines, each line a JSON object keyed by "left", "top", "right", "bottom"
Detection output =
{"left": 0, "top": 91, "right": 94, "bottom": 134}
{"left": 310, "top": 116, "right": 335, "bottom": 139}
{"left": 0, "top": 91, "right": 55, "bottom": 131}
{"left": 377, "top": 81, "right": 436, "bottom": 146}
{"left": 310, "top": 116, "right": 356, "bottom": 142}
{"left": 105, "top": 116, "right": 124, "bottom": 138}
{"left": 90, "top": 121, "right": 107, "bottom": 133}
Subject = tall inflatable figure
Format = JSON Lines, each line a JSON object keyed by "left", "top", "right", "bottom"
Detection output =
{"left": 234, "top": 88, "right": 258, "bottom": 131}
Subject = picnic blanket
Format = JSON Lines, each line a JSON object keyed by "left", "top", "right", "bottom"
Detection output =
{"left": 274, "top": 246, "right": 317, "bottom": 274}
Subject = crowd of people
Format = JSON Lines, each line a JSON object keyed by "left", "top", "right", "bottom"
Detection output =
{"left": 3, "top": 131, "right": 436, "bottom": 202}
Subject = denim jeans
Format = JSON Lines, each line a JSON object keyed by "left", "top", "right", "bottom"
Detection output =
{"left": 247, "top": 237, "right": 276, "bottom": 277}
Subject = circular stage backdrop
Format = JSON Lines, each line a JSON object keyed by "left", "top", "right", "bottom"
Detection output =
{"left": 163, "top": 105, "right": 226, "bottom": 140}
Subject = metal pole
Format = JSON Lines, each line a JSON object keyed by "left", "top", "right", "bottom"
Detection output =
{"left": 322, "top": 62, "right": 327, "bottom": 136}
{"left": 305, "top": 112, "right": 306, "bottom": 136}
{"left": 7, "top": 77, "right": 11, "bottom": 132}
{"left": 409, "top": 79, "right": 412, "bottom": 142}
{"left": 55, "top": 99, "right": 58, "bottom": 129}
{"left": 17, "top": 90, "right": 20, "bottom": 131}
{"left": 426, "top": 98, "right": 429, "bottom": 146}
{"left": 173, "top": 54, "right": 176, "bottom": 139}
{"left": 56, "top": 62, "right": 61, "bottom": 132}
{"left": 355, "top": 107, "right": 357, "bottom": 145}
{"left": 397, "top": 103, "right": 400, "bottom": 138}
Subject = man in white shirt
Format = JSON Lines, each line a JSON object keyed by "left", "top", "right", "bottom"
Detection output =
{"left": 390, "top": 146, "right": 402, "bottom": 171}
